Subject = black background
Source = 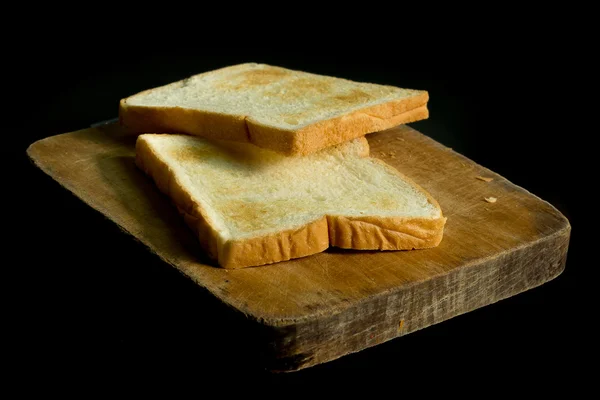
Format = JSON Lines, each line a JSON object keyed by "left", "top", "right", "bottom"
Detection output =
{"left": 7, "top": 16, "right": 591, "bottom": 389}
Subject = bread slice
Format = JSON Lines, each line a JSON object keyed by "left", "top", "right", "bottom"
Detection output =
{"left": 135, "top": 133, "right": 446, "bottom": 269}
{"left": 121, "top": 63, "right": 429, "bottom": 155}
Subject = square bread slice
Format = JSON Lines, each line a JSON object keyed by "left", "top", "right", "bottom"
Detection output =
{"left": 121, "top": 63, "right": 429, "bottom": 155}
{"left": 136, "top": 134, "right": 446, "bottom": 269}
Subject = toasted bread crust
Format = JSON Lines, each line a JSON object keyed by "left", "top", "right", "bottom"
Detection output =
{"left": 327, "top": 215, "right": 445, "bottom": 250}
{"left": 220, "top": 217, "right": 330, "bottom": 269}
{"left": 249, "top": 104, "right": 429, "bottom": 155}
{"left": 135, "top": 135, "right": 446, "bottom": 269}
{"left": 119, "top": 65, "right": 429, "bottom": 155}
{"left": 121, "top": 102, "right": 427, "bottom": 156}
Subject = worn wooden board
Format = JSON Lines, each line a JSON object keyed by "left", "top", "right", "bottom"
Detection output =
{"left": 27, "top": 123, "right": 570, "bottom": 371}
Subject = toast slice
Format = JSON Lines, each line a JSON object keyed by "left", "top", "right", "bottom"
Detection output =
{"left": 121, "top": 63, "right": 429, "bottom": 155}
{"left": 136, "top": 134, "right": 446, "bottom": 269}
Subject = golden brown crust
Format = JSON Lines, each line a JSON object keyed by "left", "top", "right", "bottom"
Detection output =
{"left": 120, "top": 94, "right": 428, "bottom": 156}
{"left": 135, "top": 134, "right": 446, "bottom": 269}
{"left": 220, "top": 218, "right": 330, "bottom": 269}
{"left": 295, "top": 93, "right": 428, "bottom": 155}
{"left": 121, "top": 100, "right": 250, "bottom": 142}
{"left": 249, "top": 104, "right": 428, "bottom": 155}
{"left": 327, "top": 215, "right": 445, "bottom": 250}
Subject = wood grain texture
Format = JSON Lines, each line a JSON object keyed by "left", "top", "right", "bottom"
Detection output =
{"left": 26, "top": 124, "right": 571, "bottom": 371}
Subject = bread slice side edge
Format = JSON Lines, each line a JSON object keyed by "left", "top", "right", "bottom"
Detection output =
{"left": 248, "top": 101, "right": 429, "bottom": 155}
{"left": 120, "top": 75, "right": 429, "bottom": 155}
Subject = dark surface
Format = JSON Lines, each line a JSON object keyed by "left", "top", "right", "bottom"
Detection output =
{"left": 9, "top": 35, "right": 589, "bottom": 386}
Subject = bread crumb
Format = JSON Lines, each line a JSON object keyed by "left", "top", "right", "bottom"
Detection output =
{"left": 396, "top": 137, "right": 404, "bottom": 141}
{"left": 484, "top": 197, "right": 497, "bottom": 203}
{"left": 476, "top": 176, "right": 493, "bottom": 182}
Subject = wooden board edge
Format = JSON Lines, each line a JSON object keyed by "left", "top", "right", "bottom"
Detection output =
{"left": 263, "top": 223, "right": 571, "bottom": 372}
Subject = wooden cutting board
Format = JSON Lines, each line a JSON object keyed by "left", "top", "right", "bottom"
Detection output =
{"left": 27, "top": 123, "right": 570, "bottom": 371}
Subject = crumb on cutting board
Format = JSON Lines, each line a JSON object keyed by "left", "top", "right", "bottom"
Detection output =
{"left": 476, "top": 176, "right": 494, "bottom": 182}
{"left": 484, "top": 197, "right": 497, "bottom": 203}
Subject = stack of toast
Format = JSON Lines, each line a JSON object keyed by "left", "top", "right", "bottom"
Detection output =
{"left": 119, "top": 63, "right": 447, "bottom": 268}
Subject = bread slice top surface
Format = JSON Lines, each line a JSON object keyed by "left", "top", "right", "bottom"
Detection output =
{"left": 138, "top": 133, "right": 442, "bottom": 241}
{"left": 124, "top": 63, "right": 427, "bottom": 131}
